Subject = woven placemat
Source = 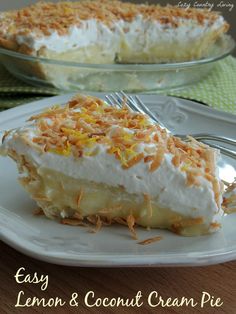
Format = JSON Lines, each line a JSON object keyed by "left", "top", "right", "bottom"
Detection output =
{"left": 0, "top": 95, "right": 50, "bottom": 111}
{"left": 0, "top": 64, "right": 57, "bottom": 95}
{"left": 169, "top": 56, "right": 236, "bottom": 113}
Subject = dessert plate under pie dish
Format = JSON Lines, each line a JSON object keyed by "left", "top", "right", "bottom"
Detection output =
{"left": 0, "top": 93, "right": 236, "bottom": 267}
{"left": 0, "top": 35, "right": 235, "bottom": 93}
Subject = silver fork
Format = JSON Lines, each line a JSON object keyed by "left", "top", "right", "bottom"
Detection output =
{"left": 105, "top": 92, "right": 236, "bottom": 159}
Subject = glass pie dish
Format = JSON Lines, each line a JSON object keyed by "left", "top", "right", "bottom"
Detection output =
{"left": 0, "top": 35, "right": 235, "bottom": 93}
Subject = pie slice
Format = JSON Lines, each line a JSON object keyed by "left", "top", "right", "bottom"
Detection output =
{"left": 0, "top": 94, "right": 224, "bottom": 236}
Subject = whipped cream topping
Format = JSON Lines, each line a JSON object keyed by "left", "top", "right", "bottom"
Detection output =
{"left": 14, "top": 15, "right": 225, "bottom": 54}
{"left": 1, "top": 123, "right": 223, "bottom": 227}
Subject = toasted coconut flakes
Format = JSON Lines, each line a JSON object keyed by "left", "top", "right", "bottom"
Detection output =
{"left": 172, "top": 152, "right": 181, "bottom": 167}
{"left": 222, "top": 179, "right": 236, "bottom": 214}
{"left": 204, "top": 173, "right": 214, "bottom": 182}
{"left": 33, "top": 207, "right": 44, "bottom": 216}
{"left": 32, "top": 137, "right": 45, "bottom": 144}
{"left": 61, "top": 218, "right": 86, "bottom": 226}
{"left": 89, "top": 132, "right": 106, "bottom": 137}
{"left": 144, "top": 155, "right": 155, "bottom": 163}
{"left": 99, "top": 216, "right": 112, "bottom": 226}
{"left": 212, "top": 178, "right": 221, "bottom": 208}
{"left": 78, "top": 120, "right": 96, "bottom": 132}
{"left": 113, "top": 217, "right": 128, "bottom": 226}
{"left": 149, "top": 146, "right": 165, "bottom": 172}
{"left": 2, "top": 130, "right": 12, "bottom": 144}
{"left": 187, "top": 136, "right": 208, "bottom": 148}
{"left": 19, "top": 177, "right": 31, "bottom": 186}
{"left": 87, "top": 215, "right": 97, "bottom": 225}
{"left": 161, "top": 129, "right": 168, "bottom": 140}
{"left": 77, "top": 189, "right": 84, "bottom": 208}
{"left": 172, "top": 217, "right": 203, "bottom": 230}
{"left": 186, "top": 170, "right": 202, "bottom": 186}
{"left": 225, "top": 178, "right": 236, "bottom": 193}
{"left": 223, "top": 195, "right": 236, "bottom": 204}
{"left": 68, "top": 100, "right": 79, "bottom": 108}
{"left": 136, "top": 131, "right": 146, "bottom": 139}
{"left": 203, "top": 149, "right": 216, "bottom": 175}
{"left": 210, "top": 222, "right": 221, "bottom": 229}
{"left": 126, "top": 214, "right": 137, "bottom": 239}
{"left": 89, "top": 215, "right": 102, "bottom": 233}
{"left": 122, "top": 153, "right": 144, "bottom": 169}
{"left": 137, "top": 236, "right": 162, "bottom": 245}
{"left": 167, "top": 136, "right": 174, "bottom": 146}
{"left": 73, "top": 212, "right": 83, "bottom": 220}
{"left": 224, "top": 207, "right": 236, "bottom": 214}
{"left": 143, "top": 193, "right": 152, "bottom": 218}
{"left": 153, "top": 133, "right": 159, "bottom": 142}
{"left": 38, "top": 120, "right": 50, "bottom": 131}
{"left": 33, "top": 196, "right": 51, "bottom": 202}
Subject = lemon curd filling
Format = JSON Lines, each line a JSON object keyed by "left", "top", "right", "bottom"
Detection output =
{"left": 0, "top": 94, "right": 224, "bottom": 237}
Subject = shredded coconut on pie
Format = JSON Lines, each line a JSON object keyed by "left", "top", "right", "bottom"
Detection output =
{"left": 0, "top": 94, "right": 225, "bottom": 237}
{"left": 0, "top": 0, "right": 229, "bottom": 62}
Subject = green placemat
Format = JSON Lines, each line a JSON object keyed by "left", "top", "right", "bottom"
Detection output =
{"left": 169, "top": 56, "right": 236, "bottom": 113}
{"left": 0, "top": 95, "right": 49, "bottom": 111}
{"left": 0, "top": 64, "right": 57, "bottom": 95}
{"left": 0, "top": 56, "right": 235, "bottom": 113}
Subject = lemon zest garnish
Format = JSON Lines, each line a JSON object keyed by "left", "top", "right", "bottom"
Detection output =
{"left": 61, "top": 127, "right": 87, "bottom": 138}
{"left": 49, "top": 141, "right": 71, "bottom": 156}
{"left": 180, "top": 160, "right": 192, "bottom": 172}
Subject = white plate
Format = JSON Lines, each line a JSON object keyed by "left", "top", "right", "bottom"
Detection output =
{"left": 0, "top": 94, "right": 236, "bottom": 267}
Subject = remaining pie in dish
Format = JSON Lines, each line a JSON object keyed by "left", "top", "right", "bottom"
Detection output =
{"left": 0, "top": 94, "right": 224, "bottom": 236}
{"left": 0, "top": 0, "right": 229, "bottom": 63}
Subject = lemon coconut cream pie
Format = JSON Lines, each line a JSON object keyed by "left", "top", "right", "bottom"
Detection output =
{"left": 0, "top": 95, "right": 224, "bottom": 237}
{"left": 0, "top": 1, "right": 230, "bottom": 92}
{"left": 0, "top": 0, "right": 229, "bottom": 63}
